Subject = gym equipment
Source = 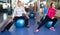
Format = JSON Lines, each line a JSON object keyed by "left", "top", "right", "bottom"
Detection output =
{"left": 15, "top": 18, "right": 25, "bottom": 28}
{"left": 45, "top": 21, "right": 58, "bottom": 28}
{"left": 29, "top": 13, "right": 35, "bottom": 19}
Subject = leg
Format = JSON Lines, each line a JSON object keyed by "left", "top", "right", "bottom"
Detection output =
{"left": 49, "top": 18, "right": 58, "bottom": 31}
{"left": 6, "top": 21, "right": 14, "bottom": 30}
{"left": 1, "top": 17, "right": 18, "bottom": 32}
{"left": 6, "top": 17, "right": 18, "bottom": 30}
{"left": 25, "top": 16, "right": 29, "bottom": 28}
{"left": 1, "top": 20, "right": 14, "bottom": 32}
{"left": 51, "top": 18, "right": 58, "bottom": 27}
{"left": 37, "top": 16, "right": 49, "bottom": 29}
{"left": 34, "top": 16, "right": 50, "bottom": 33}
{"left": 1, "top": 27, "right": 6, "bottom": 32}
{"left": 37, "top": 16, "right": 43, "bottom": 25}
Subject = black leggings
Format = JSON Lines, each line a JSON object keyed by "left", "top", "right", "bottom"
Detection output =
{"left": 37, "top": 15, "right": 58, "bottom": 29}
{"left": 5, "top": 16, "right": 28, "bottom": 30}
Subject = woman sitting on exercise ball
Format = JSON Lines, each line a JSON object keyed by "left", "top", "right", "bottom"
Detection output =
{"left": 34, "top": 2, "right": 58, "bottom": 33}
{"left": 1, "top": 1, "right": 29, "bottom": 32}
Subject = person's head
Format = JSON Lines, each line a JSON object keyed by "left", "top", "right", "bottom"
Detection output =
{"left": 50, "top": 2, "right": 56, "bottom": 8}
{"left": 17, "top": 1, "right": 22, "bottom": 7}
{"left": 29, "top": 4, "right": 33, "bottom": 8}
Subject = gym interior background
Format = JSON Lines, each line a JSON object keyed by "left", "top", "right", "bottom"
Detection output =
{"left": 0, "top": 0, "right": 60, "bottom": 35}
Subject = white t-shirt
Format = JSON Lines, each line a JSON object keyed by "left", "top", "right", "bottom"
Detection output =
{"left": 12, "top": 6, "right": 26, "bottom": 17}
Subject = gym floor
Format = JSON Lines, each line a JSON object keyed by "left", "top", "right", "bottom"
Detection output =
{"left": 0, "top": 12, "right": 60, "bottom": 35}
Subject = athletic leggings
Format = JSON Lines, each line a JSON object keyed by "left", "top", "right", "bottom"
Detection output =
{"left": 37, "top": 15, "right": 58, "bottom": 29}
{"left": 5, "top": 16, "right": 28, "bottom": 30}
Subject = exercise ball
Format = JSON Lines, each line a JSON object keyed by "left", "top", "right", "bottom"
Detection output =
{"left": 15, "top": 19, "right": 25, "bottom": 28}
{"left": 29, "top": 13, "right": 35, "bottom": 18}
{"left": 54, "top": 22, "right": 58, "bottom": 28}
{"left": 45, "top": 21, "right": 58, "bottom": 28}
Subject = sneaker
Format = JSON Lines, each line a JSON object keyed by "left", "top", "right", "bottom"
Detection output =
{"left": 49, "top": 27, "right": 55, "bottom": 31}
{"left": 34, "top": 29, "right": 39, "bottom": 33}
{"left": 1, "top": 29, "right": 6, "bottom": 32}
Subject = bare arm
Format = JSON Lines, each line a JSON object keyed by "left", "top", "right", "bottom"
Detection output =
{"left": 23, "top": 7, "right": 29, "bottom": 19}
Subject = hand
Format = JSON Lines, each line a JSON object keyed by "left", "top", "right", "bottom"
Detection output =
{"left": 52, "top": 17, "right": 55, "bottom": 19}
{"left": 11, "top": 19, "right": 13, "bottom": 21}
{"left": 26, "top": 16, "right": 29, "bottom": 19}
{"left": 9, "top": 19, "right": 13, "bottom": 23}
{"left": 25, "top": 14, "right": 29, "bottom": 19}
{"left": 11, "top": 17, "right": 14, "bottom": 21}
{"left": 27, "top": 16, "right": 29, "bottom": 19}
